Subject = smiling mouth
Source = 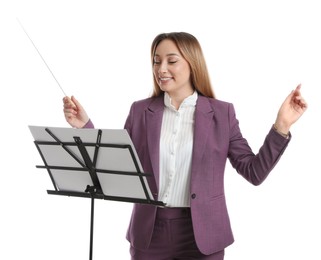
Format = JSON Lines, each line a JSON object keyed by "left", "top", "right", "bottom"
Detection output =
{"left": 159, "top": 77, "right": 172, "bottom": 83}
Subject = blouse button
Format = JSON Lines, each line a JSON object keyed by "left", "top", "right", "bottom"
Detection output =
{"left": 191, "top": 193, "right": 196, "bottom": 199}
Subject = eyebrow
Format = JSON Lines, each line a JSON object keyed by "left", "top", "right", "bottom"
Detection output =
{"left": 154, "top": 53, "right": 180, "bottom": 57}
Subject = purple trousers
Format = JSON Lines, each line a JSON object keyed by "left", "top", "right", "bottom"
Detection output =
{"left": 130, "top": 207, "right": 225, "bottom": 260}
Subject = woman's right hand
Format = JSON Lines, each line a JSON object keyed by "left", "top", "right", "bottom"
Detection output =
{"left": 63, "top": 95, "right": 89, "bottom": 128}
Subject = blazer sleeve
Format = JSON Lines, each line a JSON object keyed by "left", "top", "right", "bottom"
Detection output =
{"left": 227, "top": 103, "right": 291, "bottom": 185}
{"left": 82, "top": 119, "right": 95, "bottom": 129}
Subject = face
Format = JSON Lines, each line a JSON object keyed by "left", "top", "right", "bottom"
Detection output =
{"left": 153, "top": 39, "right": 193, "bottom": 99}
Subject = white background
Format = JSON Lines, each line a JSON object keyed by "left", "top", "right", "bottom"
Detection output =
{"left": 0, "top": 0, "right": 320, "bottom": 259}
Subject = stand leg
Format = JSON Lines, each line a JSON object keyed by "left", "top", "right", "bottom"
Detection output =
{"left": 89, "top": 196, "right": 94, "bottom": 260}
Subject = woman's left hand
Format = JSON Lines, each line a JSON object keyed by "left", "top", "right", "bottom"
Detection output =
{"left": 274, "top": 84, "right": 308, "bottom": 135}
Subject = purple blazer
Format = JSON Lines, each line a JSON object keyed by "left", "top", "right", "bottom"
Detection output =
{"left": 86, "top": 94, "right": 291, "bottom": 255}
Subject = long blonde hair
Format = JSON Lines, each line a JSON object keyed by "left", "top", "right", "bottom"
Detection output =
{"left": 150, "top": 32, "right": 215, "bottom": 98}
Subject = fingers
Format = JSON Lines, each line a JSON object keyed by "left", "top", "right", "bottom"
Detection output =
{"left": 71, "top": 95, "right": 81, "bottom": 109}
{"left": 63, "top": 96, "right": 78, "bottom": 119}
{"left": 63, "top": 96, "right": 76, "bottom": 109}
{"left": 294, "top": 95, "right": 308, "bottom": 110}
{"left": 289, "top": 84, "right": 301, "bottom": 99}
{"left": 292, "top": 84, "right": 308, "bottom": 111}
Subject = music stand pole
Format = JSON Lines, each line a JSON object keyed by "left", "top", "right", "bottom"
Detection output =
{"left": 85, "top": 185, "right": 98, "bottom": 260}
{"left": 74, "top": 135, "right": 101, "bottom": 260}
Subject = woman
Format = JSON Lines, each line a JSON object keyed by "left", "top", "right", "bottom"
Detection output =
{"left": 63, "top": 32, "right": 307, "bottom": 259}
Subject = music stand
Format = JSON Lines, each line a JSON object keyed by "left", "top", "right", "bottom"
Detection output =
{"left": 29, "top": 125, "right": 164, "bottom": 260}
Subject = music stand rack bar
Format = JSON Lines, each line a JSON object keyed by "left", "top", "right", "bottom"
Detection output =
{"left": 46, "top": 189, "right": 164, "bottom": 206}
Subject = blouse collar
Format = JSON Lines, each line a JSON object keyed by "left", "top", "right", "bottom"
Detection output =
{"left": 164, "top": 91, "right": 198, "bottom": 110}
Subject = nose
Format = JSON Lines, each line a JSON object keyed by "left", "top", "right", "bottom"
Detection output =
{"left": 158, "top": 62, "right": 168, "bottom": 74}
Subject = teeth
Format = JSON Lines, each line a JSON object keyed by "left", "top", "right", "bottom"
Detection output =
{"left": 160, "top": 77, "right": 171, "bottom": 80}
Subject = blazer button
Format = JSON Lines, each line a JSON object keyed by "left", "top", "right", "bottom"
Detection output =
{"left": 191, "top": 193, "right": 196, "bottom": 199}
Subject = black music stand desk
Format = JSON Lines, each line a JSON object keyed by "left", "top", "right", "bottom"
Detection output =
{"left": 29, "top": 125, "right": 164, "bottom": 260}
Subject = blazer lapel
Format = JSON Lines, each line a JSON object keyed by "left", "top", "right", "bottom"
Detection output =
{"left": 191, "top": 96, "right": 215, "bottom": 176}
{"left": 146, "top": 96, "right": 164, "bottom": 190}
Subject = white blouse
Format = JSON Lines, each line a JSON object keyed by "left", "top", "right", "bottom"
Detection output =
{"left": 159, "top": 91, "right": 198, "bottom": 207}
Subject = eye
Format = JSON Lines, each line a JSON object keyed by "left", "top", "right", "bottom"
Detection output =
{"left": 168, "top": 60, "right": 178, "bottom": 64}
{"left": 153, "top": 58, "right": 161, "bottom": 65}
